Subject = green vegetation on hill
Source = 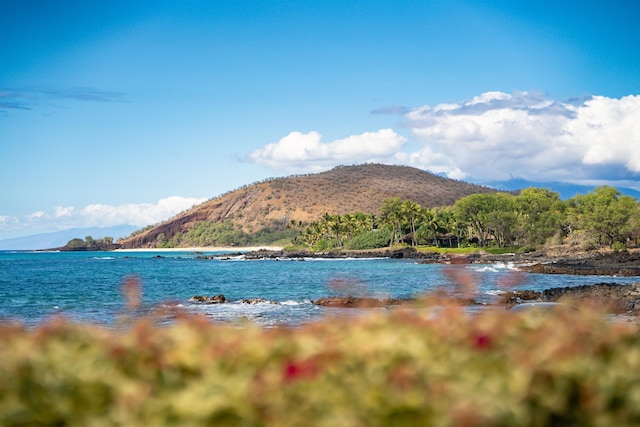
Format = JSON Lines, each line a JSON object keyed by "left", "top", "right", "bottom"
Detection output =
{"left": 156, "top": 220, "right": 298, "bottom": 248}
{"left": 298, "top": 186, "right": 640, "bottom": 252}
{"left": 62, "top": 235, "right": 118, "bottom": 251}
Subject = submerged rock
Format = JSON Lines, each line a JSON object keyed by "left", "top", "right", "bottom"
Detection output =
{"left": 242, "top": 298, "right": 272, "bottom": 304}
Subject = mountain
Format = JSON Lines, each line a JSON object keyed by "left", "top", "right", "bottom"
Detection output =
{"left": 119, "top": 164, "right": 498, "bottom": 248}
{"left": 0, "top": 225, "right": 138, "bottom": 251}
{"left": 486, "top": 179, "right": 640, "bottom": 200}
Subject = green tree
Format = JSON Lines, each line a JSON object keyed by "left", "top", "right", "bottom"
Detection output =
{"left": 623, "top": 204, "right": 640, "bottom": 246}
{"left": 436, "top": 207, "right": 463, "bottom": 248}
{"left": 514, "top": 188, "right": 565, "bottom": 245}
{"left": 485, "top": 193, "right": 518, "bottom": 248}
{"left": 415, "top": 207, "right": 440, "bottom": 247}
{"left": 66, "top": 238, "right": 86, "bottom": 248}
{"left": 380, "top": 197, "right": 405, "bottom": 246}
{"left": 454, "top": 194, "right": 495, "bottom": 247}
{"left": 454, "top": 193, "right": 520, "bottom": 248}
{"left": 400, "top": 200, "right": 422, "bottom": 246}
{"left": 568, "top": 186, "right": 638, "bottom": 247}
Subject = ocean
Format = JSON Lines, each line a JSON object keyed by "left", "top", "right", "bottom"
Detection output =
{"left": 1, "top": 250, "right": 639, "bottom": 328}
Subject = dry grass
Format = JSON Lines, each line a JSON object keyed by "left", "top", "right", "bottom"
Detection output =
{"left": 122, "top": 164, "right": 496, "bottom": 248}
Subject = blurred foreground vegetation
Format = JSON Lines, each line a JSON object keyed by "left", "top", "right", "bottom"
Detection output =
{"left": 2, "top": 301, "right": 640, "bottom": 426}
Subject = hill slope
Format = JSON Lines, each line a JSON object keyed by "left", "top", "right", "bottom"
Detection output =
{"left": 120, "top": 164, "right": 497, "bottom": 248}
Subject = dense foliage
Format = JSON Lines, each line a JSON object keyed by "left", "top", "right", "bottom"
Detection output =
{"left": 64, "top": 236, "right": 116, "bottom": 250}
{"left": 157, "top": 220, "right": 298, "bottom": 248}
{"left": 299, "top": 186, "right": 640, "bottom": 251}
{"left": 2, "top": 303, "right": 640, "bottom": 426}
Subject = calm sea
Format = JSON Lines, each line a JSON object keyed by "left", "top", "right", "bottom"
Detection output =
{"left": 1, "top": 250, "right": 638, "bottom": 328}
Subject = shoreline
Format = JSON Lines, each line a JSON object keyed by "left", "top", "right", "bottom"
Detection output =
{"left": 113, "top": 246, "right": 284, "bottom": 253}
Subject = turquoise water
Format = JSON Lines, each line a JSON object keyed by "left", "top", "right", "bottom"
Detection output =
{"left": 1, "top": 250, "right": 639, "bottom": 328}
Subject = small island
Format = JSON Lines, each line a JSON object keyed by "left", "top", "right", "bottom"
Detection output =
{"left": 54, "top": 235, "right": 121, "bottom": 252}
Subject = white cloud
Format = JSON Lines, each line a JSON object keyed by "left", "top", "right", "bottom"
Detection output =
{"left": 0, "top": 196, "right": 207, "bottom": 240}
{"left": 248, "top": 92, "right": 640, "bottom": 185}
{"left": 402, "top": 92, "right": 640, "bottom": 183}
{"left": 570, "top": 96, "right": 640, "bottom": 170}
{"left": 54, "top": 206, "right": 74, "bottom": 217}
{"left": 80, "top": 196, "right": 205, "bottom": 227}
{"left": 28, "top": 211, "right": 47, "bottom": 220}
{"left": 249, "top": 129, "right": 407, "bottom": 171}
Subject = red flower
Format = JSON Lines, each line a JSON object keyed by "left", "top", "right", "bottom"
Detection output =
{"left": 473, "top": 334, "right": 493, "bottom": 351}
{"left": 283, "top": 359, "right": 318, "bottom": 382}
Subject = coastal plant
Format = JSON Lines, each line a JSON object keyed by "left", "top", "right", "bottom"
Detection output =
{"left": 344, "top": 229, "right": 391, "bottom": 250}
{"left": 2, "top": 300, "right": 640, "bottom": 426}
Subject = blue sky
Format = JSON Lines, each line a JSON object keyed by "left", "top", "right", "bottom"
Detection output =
{"left": 1, "top": 0, "right": 639, "bottom": 239}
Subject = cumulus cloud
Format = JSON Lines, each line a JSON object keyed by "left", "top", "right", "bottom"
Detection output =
{"left": 249, "top": 129, "right": 407, "bottom": 172}
{"left": 0, "top": 196, "right": 206, "bottom": 240}
{"left": 247, "top": 91, "right": 639, "bottom": 186}
{"left": 54, "top": 206, "right": 75, "bottom": 218}
{"left": 401, "top": 92, "right": 640, "bottom": 184}
{"left": 78, "top": 196, "right": 205, "bottom": 228}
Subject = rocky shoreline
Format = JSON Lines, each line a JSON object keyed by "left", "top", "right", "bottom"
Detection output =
{"left": 195, "top": 247, "right": 640, "bottom": 314}
{"left": 204, "top": 247, "right": 640, "bottom": 275}
{"left": 518, "top": 251, "right": 640, "bottom": 277}
{"left": 500, "top": 282, "right": 640, "bottom": 313}
{"left": 189, "top": 283, "right": 640, "bottom": 314}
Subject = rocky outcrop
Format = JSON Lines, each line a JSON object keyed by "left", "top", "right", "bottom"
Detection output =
{"left": 241, "top": 298, "right": 271, "bottom": 304}
{"left": 501, "top": 283, "right": 640, "bottom": 313}
{"left": 190, "top": 294, "right": 227, "bottom": 304}
{"left": 189, "top": 295, "right": 279, "bottom": 305}
{"left": 521, "top": 252, "right": 640, "bottom": 276}
{"left": 312, "top": 296, "right": 414, "bottom": 308}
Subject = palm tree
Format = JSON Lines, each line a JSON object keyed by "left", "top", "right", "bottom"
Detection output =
{"left": 380, "top": 197, "right": 404, "bottom": 246}
{"left": 401, "top": 200, "right": 421, "bottom": 246}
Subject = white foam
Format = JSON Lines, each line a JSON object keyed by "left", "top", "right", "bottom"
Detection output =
{"left": 470, "top": 261, "right": 519, "bottom": 272}
{"left": 472, "top": 266, "right": 499, "bottom": 273}
{"left": 280, "top": 299, "right": 310, "bottom": 306}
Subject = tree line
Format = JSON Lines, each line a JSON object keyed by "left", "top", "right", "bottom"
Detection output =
{"left": 64, "top": 236, "right": 116, "bottom": 250}
{"left": 298, "top": 186, "right": 640, "bottom": 251}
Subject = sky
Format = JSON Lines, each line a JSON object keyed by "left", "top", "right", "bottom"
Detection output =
{"left": 1, "top": 0, "right": 639, "bottom": 240}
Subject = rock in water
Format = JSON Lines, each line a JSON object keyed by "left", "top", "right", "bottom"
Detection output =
{"left": 189, "top": 294, "right": 227, "bottom": 304}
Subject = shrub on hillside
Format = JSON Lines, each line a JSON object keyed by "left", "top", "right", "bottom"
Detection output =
{"left": 345, "top": 229, "right": 392, "bottom": 250}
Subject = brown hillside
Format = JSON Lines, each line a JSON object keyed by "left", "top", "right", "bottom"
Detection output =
{"left": 120, "top": 164, "right": 497, "bottom": 248}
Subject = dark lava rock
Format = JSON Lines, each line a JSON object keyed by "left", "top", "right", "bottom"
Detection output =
{"left": 312, "top": 296, "right": 413, "bottom": 308}
{"left": 503, "top": 282, "right": 640, "bottom": 313}
{"left": 242, "top": 298, "right": 271, "bottom": 304}
{"left": 521, "top": 251, "right": 640, "bottom": 276}
{"left": 189, "top": 294, "right": 227, "bottom": 304}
